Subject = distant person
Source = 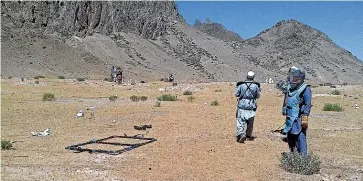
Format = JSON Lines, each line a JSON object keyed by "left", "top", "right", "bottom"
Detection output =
{"left": 111, "top": 66, "right": 117, "bottom": 82}
{"left": 168, "top": 73, "right": 174, "bottom": 82}
{"left": 235, "top": 71, "right": 261, "bottom": 143}
{"left": 116, "top": 66, "right": 123, "bottom": 84}
{"left": 281, "top": 67, "right": 312, "bottom": 156}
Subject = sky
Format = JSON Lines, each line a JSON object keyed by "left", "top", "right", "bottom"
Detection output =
{"left": 176, "top": 1, "right": 363, "bottom": 61}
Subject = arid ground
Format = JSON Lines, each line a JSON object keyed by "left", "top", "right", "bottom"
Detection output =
{"left": 1, "top": 78, "right": 363, "bottom": 181}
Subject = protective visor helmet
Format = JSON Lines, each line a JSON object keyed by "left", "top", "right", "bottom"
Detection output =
{"left": 289, "top": 67, "right": 306, "bottom": 89}
{"left": 247, "top": 71, "right": 255, "bottom": 79}
{"left": 287, "top": 66, "right": 299, "bottom": 82}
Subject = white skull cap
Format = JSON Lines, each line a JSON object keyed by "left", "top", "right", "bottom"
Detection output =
{"left": 247, "top": 71, "right": 255, "bottom": 78}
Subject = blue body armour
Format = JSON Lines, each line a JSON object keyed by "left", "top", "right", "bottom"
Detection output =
{"left": 283, "top": 83, "right": 308, "bottom": 134}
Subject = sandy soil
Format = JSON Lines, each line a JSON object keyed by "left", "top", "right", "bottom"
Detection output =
{"left": 1, "top": 78, "right": 363, "bottom": 181}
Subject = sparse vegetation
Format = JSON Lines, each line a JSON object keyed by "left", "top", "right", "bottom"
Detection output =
{"left": 183, "top": 90, "right": 193, "bottom": 95}
{"left": 35, "top": 81, "right": 40, "bottom": 84}
{"left": 157, "top": 94, "right": 177, "bottom": 101}
{"left": 130, "top": 95, "right": 140, "bottom": 102}
{"left": 34, "top": 75, "right": 45, "bottom": 79}
{"left": 129, "top": 95, "right": 148, "bottom": 102}
{"left": 214, "top": 89, "right": 222, "bottom": 92}
{"left": 109, "top": 95, "right": 118, "bottom": 101}
{"left": 42, "top": 93, "right": 55, "bottom": 101}
{"left": 330, "top": 89, "right": 341, "bottom": 95}
{"left": 139, "top": 96, "right": 148, "bottom": 101}
{"left": 8, "top": 76, "right": 12, "bottom": 79}
{"left": 1, "top": 140, "right": 13, "bottom": 150}
{"left": 76, "top": 78, "right": 85, "bottom": 82}
{"left": 187, "top": 96, "right": 196, "bottom": 102}
{"left": 211, "top": 100, "right": 219, "bottom": 106}
{"left": 323, "top": 103, "right": 343, "bottom": 112}
{"left": 58, "top": 76, "right": 65, "bottom": 79}
{"left": 280, "top": 151, "right": 321, "bottom": 175}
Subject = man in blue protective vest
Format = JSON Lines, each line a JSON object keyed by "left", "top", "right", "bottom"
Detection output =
{"left": 282, "top": 67, "right": 312, "bottom": 156}
{"left": 235, "top": 71, "right": 261, "bottom": 143}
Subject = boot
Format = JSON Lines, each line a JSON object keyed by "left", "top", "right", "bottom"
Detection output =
{"left": 246, "top": 135, "right": 256, "bottom": 141}
{"left": 237, "top": 135, "right": 246, "bottom": 143}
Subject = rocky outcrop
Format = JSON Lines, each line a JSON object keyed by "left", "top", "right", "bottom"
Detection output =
{"left": 1, "top": 1, "right": 179, "bottom": 39}
{"left": 193, "top": 19, "right": 244, "bottom": 42}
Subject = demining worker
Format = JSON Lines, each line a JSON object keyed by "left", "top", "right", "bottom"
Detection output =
{"left": 235, "top": 71, "right": 261, "bottom": 143}
{"left": 282, "top": 67, "right": 312, "bottom": 156}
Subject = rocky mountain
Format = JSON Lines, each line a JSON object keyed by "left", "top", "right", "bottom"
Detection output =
{"left": 193, "top": 19, "right": 244, "bottom": 42}
{"left": 1, "top": 1, "right": 363, "bottom": 84}
{"left": 234, "top": 20, "right": 363, "bottom": 84}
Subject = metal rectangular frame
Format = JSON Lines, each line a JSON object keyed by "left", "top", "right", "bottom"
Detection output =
{"left": 65, "top": 134, "right": 157, "bottom": 155}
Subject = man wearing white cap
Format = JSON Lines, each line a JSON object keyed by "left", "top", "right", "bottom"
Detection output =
{"left": 235, "top": 71, "right": 261, "bottom": 143}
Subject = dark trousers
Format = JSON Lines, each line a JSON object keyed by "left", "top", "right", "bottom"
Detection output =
{"left": 287, "top": 129, "right": 307, "bottom": 156}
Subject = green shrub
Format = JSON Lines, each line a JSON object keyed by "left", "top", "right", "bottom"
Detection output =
{"left": 211, "top": 100, "right": 219, "bottom": 106}
{"left": 214, "top": 89, "right": 222, "bottom": 92}
{"left": 58, "top": 75, "right": 65, "bottom": 79}
{"left": 130, "top": 95, "right": 140, "bottom": 102}
{"left": 187, "top": 96, "right": 196, "bottom": 102}
{"left": 1, "top": 140, "right": 13, "bottom": 150}
{"left": 183, "top": 90, "right": 193, "bottom": 95}
{"left": 323, "top": 103, "right": 343, "bottom": 112}
{"left": 330, "top": 89, "right": 341, "bottom": 95}
{"left": 157, "top": 94, "right": 177, "bottom": 101}
{"left": 280, "top": 151, "right": 321, "bottom": 175}
{"left": 76, "top": 78, "right": 86, "bottom": 82}
{"left": 109, "top": 95, "right": 118, "bottom": 101}
{"left": 42, "top": 93, "right": 55, "bottom": 101}
{"left": 34, "top": 75, "right": 45, "bottom": 79}
{"left": 139, "top": 96, "right": 148, "bottom": 101}
{"left": 154, "top": 101, "right": 161, "bottom": 107}
{"left": 8, "top": 76, "right": 12, "bottom": 79}
{"left": 35, "top": 80, "right": 40, "bottom": 84}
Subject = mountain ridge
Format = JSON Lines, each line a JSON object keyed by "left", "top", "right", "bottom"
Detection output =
{"left": 1, "top": 2, "right": 363, "bottom": 84}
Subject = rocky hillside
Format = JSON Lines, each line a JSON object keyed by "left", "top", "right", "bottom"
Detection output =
{"left": 233, "top": 20, "right": 363, "bottom": 84}
{"left": 1, "top": 1, "right": 363, "bottom": 84}
{"left": 193, "top": 19, "right": 244, "bottom": 42}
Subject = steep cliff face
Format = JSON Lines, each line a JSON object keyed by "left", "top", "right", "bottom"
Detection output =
{"left": 1, "top": 1, "right": 179, "bottom": 39}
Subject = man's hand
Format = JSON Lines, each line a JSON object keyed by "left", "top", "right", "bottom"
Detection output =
{"left": 301, "top": 115, "right": 308, "bottom": 128}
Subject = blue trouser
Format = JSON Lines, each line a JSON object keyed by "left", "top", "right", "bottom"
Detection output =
{"left": 287, "top": 129, "right": 307, "bottom": 156}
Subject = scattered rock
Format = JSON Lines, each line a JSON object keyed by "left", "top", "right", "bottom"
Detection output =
{"left": 31, "top": 128, "right": 50, "bottom": 137}
{"left": 76, "top": 110, "right": 84, "bottom": 117}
